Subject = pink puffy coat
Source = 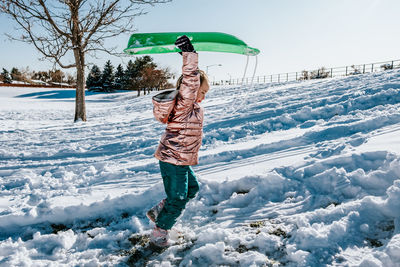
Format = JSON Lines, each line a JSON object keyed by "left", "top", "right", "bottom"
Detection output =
{"left": 154, "top": 52, "right": 204, "bottom": 166}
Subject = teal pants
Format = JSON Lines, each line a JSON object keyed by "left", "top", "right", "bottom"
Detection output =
{"left": 156, "top": 160, "right": 199, "bottom": 230}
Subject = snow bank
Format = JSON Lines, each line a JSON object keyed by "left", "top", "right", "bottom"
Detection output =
{"left": 1, "top": 70, "right": 400, "bottom": 266}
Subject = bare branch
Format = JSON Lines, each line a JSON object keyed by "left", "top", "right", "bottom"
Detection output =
{"left": 37, "top": 0, "right": 71, "bottom": 39}
{"left": 2, "top": 0, "right": 171, "bottom": 69}
{"left": 82, "top": 0, "right": 119, "bottom": 49}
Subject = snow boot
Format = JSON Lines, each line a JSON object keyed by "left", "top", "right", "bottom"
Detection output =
{"left": 150, "top": 226, "right": 169, "bottom": 247}
{"left": 146, "top": 198, "right": 166, "bottom": 223}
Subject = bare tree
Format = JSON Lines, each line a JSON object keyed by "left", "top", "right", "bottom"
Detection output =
{"left": 0, "top": 0, "right": 170, "bottom": 121}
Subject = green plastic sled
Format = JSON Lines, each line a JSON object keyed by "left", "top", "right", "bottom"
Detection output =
{"left": 124, "top": 32, "right": 260, "bottom": 56}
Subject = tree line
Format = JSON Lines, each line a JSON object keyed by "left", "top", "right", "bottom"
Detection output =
{"left": 86, "top": 56, "right": 174, "bottom": 96}
{"left": 0, "top": 67, "right": 75, "bottom": 85}
{"left": 1, "top": 55, "right": 174, "bottom": 96}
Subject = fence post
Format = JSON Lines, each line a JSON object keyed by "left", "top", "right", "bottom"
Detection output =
{"left": 264, "top": 76, "right": 266, "bottom": 83}
{"left": 278, "top": 74, "right": 280, "bottom": 83}
{"left": 371, "top": 64, "right": 374, "bottom": 72}
{"left": 363, "top": 64, "right": 365, "bottom": 74}
{"left": 331, "top": 68, "right": 333, "bottom": 78}
{"left": 296, "top": 72, "right": 298, "bottom": 80}
{"left": 286, "top": 73, "right": 288, "bottom": 82}
{"left": 392, "top": 61, "right": 394, "bottom": 69}
{"left": 270, "top": 75, "right": 272, "bottom": 83}
{"left": 345, "top": 66, "right": 348, "bottom": 76}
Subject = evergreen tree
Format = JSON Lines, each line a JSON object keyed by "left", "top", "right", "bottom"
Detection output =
{"left": 1, "top": 68, "right": 12, "bottom": 83}
{"left": 123, "top": 56, "right": 156, "bottom": 96}
{"left": 123, "top": 60, "right": 136, "bottom": 91}
{"left": 114, "top": 64, "right": 124, "bottom": 90}
{"left": 10, "top": 67, "right": 22, "bottom": 81}
{"left": 86, "top": 65, "right": 102, "bottom": 91}
{"left": 101, "top": 60, "right": 115, "bottom": 92}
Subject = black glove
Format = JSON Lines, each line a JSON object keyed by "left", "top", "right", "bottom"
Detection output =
{"left": 175, "top": 35, "right": 195, "bottom": 53}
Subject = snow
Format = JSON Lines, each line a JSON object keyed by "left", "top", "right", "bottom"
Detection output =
{"left": 1, "top": 69, "right": 400, "bottom": 266}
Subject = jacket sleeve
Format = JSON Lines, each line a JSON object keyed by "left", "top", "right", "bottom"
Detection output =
{"left": 174, "top": 52, "right": 200, "bottom": 118}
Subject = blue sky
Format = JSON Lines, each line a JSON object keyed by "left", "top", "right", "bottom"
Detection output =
{"left": 0, "top": 0, "right": 399, "bottom": 82}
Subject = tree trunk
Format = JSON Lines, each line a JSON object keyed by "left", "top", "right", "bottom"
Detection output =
{"left": 74, "top": 48, "right": 86, "bottom": 122}
{"left": 71, "top": 3, "right": 86, "bottom": 122}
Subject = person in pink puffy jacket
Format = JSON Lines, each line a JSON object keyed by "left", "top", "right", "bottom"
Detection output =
{"left": 147, "top": 35, "right": 210, "bottom": 247}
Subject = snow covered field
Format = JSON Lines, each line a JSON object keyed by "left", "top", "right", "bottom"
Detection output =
{"left": 1, "top": 69, "right": 400, "bottom": 266}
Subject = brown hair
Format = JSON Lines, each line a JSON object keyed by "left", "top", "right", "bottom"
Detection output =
{"left": 176, "top": 70, "right": 209, "bottom": 90}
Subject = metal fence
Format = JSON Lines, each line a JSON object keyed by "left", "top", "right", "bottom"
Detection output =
{"left": 212, "top": 59, "right": 400, "bottom": 86}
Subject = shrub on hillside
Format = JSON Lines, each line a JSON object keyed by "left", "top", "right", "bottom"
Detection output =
{"left": 298, "top": 70, "right": 310, "bottom": 80}
{"left": 381, "top": 63, "right": 393, "bottom": 71}
{"left": 31, "top": 71, "right": 50, "bottom": 83}
{"left": 349, "top": 65, "right": 361, "bottom": 75}
{"left": 310, "top": 67, "right": 330, "bottom": 79}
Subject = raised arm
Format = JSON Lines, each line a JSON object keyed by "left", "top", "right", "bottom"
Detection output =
{"left": 178, "top": 52, "right": 200, "bottom": 105}
{"left": 174, "top": 36, "right": 200, "bottom": 116}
